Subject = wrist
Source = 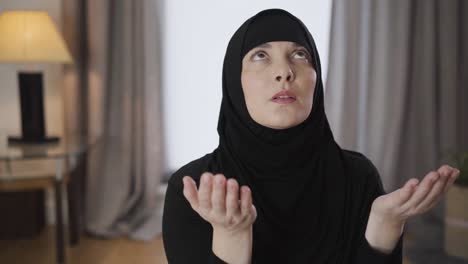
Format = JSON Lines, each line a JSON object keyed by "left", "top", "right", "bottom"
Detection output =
{"left": 369, "top": 211, "right": 405, "bottom": 229}
{"left": 212, "top": 227, "right": 252, "bottom": 264}
{"left": 213, "top": 225, "right": 252, "bottom": 237}
{"left": 365, "top": 212, "right": 404, "bottom": 254}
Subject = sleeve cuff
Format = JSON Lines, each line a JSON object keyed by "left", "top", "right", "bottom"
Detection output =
{"left": 356, "top": 232, "right": 403, "bottom": 263}
{"left": 210, "top": 251, "right": 228, "bottom": 264}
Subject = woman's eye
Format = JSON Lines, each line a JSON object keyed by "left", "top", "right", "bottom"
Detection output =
{"left": 251, "top": 50, "right": 310, "bottom": 62}
{"left": 293, "top": 50, "right": 310, "bottom": 60}
{"left": 252, "top": 51, "right": 267, "bottom": 61}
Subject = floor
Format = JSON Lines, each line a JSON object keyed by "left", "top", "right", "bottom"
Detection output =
{"left": 404, "top": 214, "right": 468, "bottom": 264}
{"left": 0, "top": 225, "right": 168, "bottom": 264}
{"left": 0, "top": 216, "right": 466, "bottom": 264}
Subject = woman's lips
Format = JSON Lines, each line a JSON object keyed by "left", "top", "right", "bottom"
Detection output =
{"left": 272, "top": 97, "right": 296, "bottom": 104}
{"left": 271, "top": 90, "right": 297, "bottom": 104}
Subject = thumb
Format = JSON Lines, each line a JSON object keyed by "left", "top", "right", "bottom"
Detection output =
{"left": 252, "top": 204, "right": 257, "bottom": 217}
{"left": 182, "top": 176, "right": 199, "bottom": 210}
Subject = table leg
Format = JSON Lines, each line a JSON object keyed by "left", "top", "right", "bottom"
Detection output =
{"left": 54, "top": 159, "right": 66, "bottom": 264}
{"left": 6, "top": 159, "right": 12, "bottom": 176}
{"left": 67, "top": 155, "right": 80, "bottom": 246}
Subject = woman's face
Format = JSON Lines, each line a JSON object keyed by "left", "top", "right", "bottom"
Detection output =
{"left": 241, "top": 41, "right": 317, "bottom": 129}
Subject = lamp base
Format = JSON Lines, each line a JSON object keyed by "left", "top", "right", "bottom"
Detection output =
{"left": 14, "top": 72, "right": 59, "bottom": 146}
{"left": 8, "top": 136, "right": 60, "bottom": 145}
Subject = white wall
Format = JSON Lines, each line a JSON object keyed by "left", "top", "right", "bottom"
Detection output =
{"left": 162, "top": 0, "right": 333, "bottom": 173}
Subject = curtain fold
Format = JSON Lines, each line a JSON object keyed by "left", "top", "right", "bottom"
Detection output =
{"left": 62, "top": 0, "right": 165, "bottom": 241}
{"left": 326, "top": 1, "right": 468, "bottom": 260}
{"left": 325, "top": 0, "right": 468, "bottom": 197}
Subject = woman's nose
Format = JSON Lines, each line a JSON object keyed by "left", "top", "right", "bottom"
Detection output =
{"left": 275, "top": 67, "right": 295, "bottom": 82}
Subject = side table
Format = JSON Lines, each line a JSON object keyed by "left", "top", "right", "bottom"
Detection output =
{"left": 0, "top": 135, "right": 100, "bottom": 264}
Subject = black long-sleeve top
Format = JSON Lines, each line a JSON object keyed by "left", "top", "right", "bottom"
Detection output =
{"left": 162, "top": 150, "right": 403, "bottom": 264}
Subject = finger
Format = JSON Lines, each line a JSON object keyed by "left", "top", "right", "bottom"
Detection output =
{"left": 400, "top": 171, "right": 440, "bottom": 212}
{"left": 443, "top": 168, "right": 460, "bottom": 193}
{"left": 198, "top": 172, "right": 213, "bottom": 212}
{"left": 182, "top": 176, "right": 199, "bottom": 210}
{"left": 251, "top": 204, "right": 257, "bottom": 219}
{"left": 225, "top": 178, "right": 240, "bottom": 219}
{"left": 437, "top": 165, "right": 454, "bottom": 182}
{"left": 391, "top": 178, "right": 420, "bottom": 207}
{"left": 425, "top": 165, "right": 460, "bottom": 211}
{"left": 437, "top": 165, "right": 454, "bottom": 193}
{"left": 212, "top": 174, "right": 227, "bottom": 215}
{"left": 413, "top": 169, "right": 450, "bottom": 213}
{"left": 240, "top": 185, "right": 253, "bottom": 218}
{"left": 425, "top": 166, "right": 458, "bottom": 210}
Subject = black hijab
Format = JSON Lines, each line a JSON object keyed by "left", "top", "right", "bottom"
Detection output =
{"left": 170, "top": 8, "right": 400, "bottom": 263}
{"left": 213, "top": 8, "right": 354, "bottom": 263}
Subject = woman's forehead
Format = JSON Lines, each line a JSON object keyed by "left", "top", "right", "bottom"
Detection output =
{"left": 253, "top": 41, "right": 305, "bottom": 49}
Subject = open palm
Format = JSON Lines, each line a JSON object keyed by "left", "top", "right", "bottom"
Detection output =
{"left": 370, "top": 165, "right": 460, "bottom": 224}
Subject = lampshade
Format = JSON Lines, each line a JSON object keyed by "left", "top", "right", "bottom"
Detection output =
{"left": 0, "top": 11, "right": 72, "bottom": 63}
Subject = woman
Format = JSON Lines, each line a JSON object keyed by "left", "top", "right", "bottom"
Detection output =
{"left": 162, "top": 8, "right": 460, "bottom": 264}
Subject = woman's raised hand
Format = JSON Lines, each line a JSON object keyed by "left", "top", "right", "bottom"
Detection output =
{"left": 182, "top": 172, "right": 257, "bottom": 233}
{"left": 365, "top": 165, "right": 460, "bottom": 253}
{"left": 370, "top": 165, "right": 460, "bottom": 224}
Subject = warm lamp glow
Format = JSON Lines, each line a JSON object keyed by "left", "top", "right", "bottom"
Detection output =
{"left": 0, "top": 11, "right": 72, "bottom": 63}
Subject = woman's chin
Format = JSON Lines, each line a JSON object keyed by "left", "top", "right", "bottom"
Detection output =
{"left": 264, "top": 118, "right": 301, "bottom": 130}
{"left": 251, "top": 111, "right": 308, "bottom": 129}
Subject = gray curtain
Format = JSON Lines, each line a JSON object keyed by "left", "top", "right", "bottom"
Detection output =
{"left": 62, "top": 0, "right": 165, "bottom": 241}
{"left": 325, "top": 0, "right": 468, "bottom": 262}
{"left": 325, "top": 0, "right": 468, "bottom": 194}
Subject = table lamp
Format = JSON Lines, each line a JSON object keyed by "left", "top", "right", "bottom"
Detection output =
{"left": 0, "top": 10, "right": 73, "bottom": 144}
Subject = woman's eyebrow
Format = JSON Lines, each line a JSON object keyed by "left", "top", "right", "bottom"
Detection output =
{"left": 256, "top": 43, "right": 272, "bottom": 49}
{"left": 255, "top": 43, "right": 305, "bottom": 49}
